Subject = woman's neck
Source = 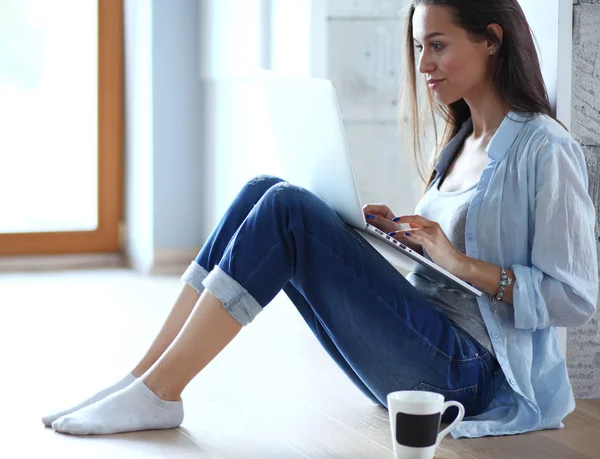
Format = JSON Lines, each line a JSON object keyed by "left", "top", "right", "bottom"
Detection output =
{"left": 463, "top": 83, "right": 509, "bottom": 147}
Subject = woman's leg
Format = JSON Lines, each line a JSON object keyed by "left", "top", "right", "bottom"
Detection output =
{"left": 130, "top": 285, "right": 200, "bottom": 377}
{"left": 42, "top": 176, "right": 284, "bottom": 427}
{"left": 52, "top": 182, "right": 497, "bottom": 435}
{"left": 130, "top": 175, "right": 286, "bottom": 377}
{"left": 282, "top": 283, "right": 382, "bottom": 404}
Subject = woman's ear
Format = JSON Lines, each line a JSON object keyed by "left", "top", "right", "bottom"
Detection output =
{"left": 486, "top": 23, "right": 504, "bottom": 55}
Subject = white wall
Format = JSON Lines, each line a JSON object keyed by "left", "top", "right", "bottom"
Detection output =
{"left": 124, "top": 0, "right": 154, "bottom": 273}
{"left": 198, "top": 0, "right": 264, "bottom": 241}
{"left": 518, "top": 0, "right": 573, "bottom": 127}
{"left": 199, "top": 0, "right": 263, "bottom": 78}
{"left": 124, "top": 0, "right": 204, "bottom": 273}
{"left": 269, "top": 0, "right": 328, "bottom": 78}
{"left": 152, "top": 0, "right": 203, "bottom": 249}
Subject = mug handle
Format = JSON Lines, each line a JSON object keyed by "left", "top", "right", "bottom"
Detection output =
{"left": 436, "top": 401, "right": 465, "bottom": 446}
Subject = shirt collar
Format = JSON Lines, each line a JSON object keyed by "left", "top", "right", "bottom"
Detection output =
{"left": 433, "top": 111, "right": 531, "bottom": 177}
{"left": 433, "top": 117, "right": 472, "bottom": 176}
{"left": 486, "top": 111, "right": 531, "bottom": 161}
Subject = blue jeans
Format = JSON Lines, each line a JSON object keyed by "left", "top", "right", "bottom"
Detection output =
{"left": 182, "top": 175, "right": 499, "bottom": 420}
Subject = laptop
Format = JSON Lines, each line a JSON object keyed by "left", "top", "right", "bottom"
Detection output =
{"left": 262, "top": 76, "right": 483, "bottom": 297}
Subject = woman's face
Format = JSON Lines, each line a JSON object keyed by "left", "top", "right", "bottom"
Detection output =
{"left": 412, "top": 5, "right": 494, "bottom": 106}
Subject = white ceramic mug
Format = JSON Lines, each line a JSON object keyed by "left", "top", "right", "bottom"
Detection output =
{"left": 387, "top": 391, "right": 465, "bottom": 459}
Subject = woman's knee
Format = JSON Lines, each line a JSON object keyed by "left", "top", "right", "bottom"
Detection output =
{"left": 245, "top": 174, "right": 285, "bottom": 190}
{"left": 235, "top": 175, "right": 286, "bottom": 205}
{"left": 263, "top": 181, "right": 310, "bottom": 208}
{"left": 261, "top": 182, "right": 335, "bottom": 223}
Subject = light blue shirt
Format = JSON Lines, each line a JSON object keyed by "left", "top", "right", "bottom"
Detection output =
{"left": 432, "top": 112, "right": 599, "bottom": 439}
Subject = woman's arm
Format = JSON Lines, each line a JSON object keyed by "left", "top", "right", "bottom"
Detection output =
{"left": 503, "top": 138, "right": 598, "bottom": 330}
{"left": 392, "top": 215, "right": 514, "bottom": 303}
{"left": 454, "top": 256, "right": 514, "bottom": 305}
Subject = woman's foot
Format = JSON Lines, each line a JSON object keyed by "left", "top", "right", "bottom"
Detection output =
{"left": 41, "top": 373, "right": 137, "bottom": 426}
{"left": 51, "top": 379, "right": 184, "bottom": 435}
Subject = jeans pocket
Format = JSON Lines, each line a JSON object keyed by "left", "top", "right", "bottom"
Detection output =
{"left": 449, "top": 321, "right": 486, "bottom": 360}
{"left": 411, "top": 382, "right": 478, "bottom": 420}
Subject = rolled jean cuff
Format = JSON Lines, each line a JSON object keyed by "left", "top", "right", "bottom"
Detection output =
{"left": 181, "top": 261, "right": 209, "bottom": 294}
{"left": 202, "top": 266, "right": 263, "bottom": 326}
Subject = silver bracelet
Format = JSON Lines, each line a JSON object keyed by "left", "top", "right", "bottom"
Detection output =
{"left": 490, "top": 268, "right": 513, "bottom": 313}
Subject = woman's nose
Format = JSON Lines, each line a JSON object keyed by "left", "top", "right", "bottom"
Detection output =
{"left": 418, "top": 50, "right": 435, "bottom": 74}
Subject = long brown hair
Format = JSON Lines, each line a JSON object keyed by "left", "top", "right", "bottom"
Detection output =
{"left": 400, "top": 0, "right": 558, "bottom": 191}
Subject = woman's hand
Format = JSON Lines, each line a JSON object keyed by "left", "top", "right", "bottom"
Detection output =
{"left": 392, "top": 215, "right": 466, "bottom": 274}
{"left": 363, "top": 204, "right": 423, "bottom": 254}
{"left": 362, "top": 203, "right": 398, "bottom": 233}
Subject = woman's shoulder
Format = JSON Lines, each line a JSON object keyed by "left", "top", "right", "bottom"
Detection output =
{"left": 513, "top": 113, "right": 588, "bottom": 179}
{"left": 507, "top": 113, "right": 582, "bottom": 165}
{"left": 518, "top": 113, "right": 575, "bottom": 146}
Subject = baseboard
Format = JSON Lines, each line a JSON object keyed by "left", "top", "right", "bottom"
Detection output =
{"left": 0, "top": 252, "right": 127, "bottom": 273}
{"left": 151, "top": 248, "right": 199, "bottom": 275}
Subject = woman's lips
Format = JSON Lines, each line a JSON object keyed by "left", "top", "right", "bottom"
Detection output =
{"left": 427, "top": 79, "right": 445, "bottom": 90}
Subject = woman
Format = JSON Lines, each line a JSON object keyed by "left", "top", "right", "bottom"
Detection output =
{"left": 43, "top": 0, "right": 597, "bottom": 439}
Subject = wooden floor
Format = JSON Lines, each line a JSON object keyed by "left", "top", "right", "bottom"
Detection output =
{"left": 2, "top": 269, "right": 599, "bottom": 459}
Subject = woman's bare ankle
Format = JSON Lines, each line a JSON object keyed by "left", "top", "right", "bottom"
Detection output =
{"left": 131, "top": 369, "right": 144, "bottom": 378}
{"left": 141, "top": 375, "right": 183, "bottom": 401}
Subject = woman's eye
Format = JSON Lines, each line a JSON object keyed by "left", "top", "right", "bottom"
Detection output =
{"left": 414, "top": 43, "right": 443, "bottom": 53}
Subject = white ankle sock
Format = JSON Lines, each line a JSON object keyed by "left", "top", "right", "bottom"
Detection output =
{"left": 51, "top": 380, "right": 183, "bottom": 435}
{"left": 42, "top": 373, "right": 136, "bottom": 427}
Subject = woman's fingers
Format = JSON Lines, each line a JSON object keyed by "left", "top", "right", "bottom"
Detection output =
{"left": 363, "top": 206, "right": 433, "bottom": 235}
{"left": 394, "top": 214, "right": 433, "bottom": 229}
{"left": 363, "top": 204, "right": 396, "bottom": 221}
{"left": 365, "top": 213, "right": 397, "bottom": 233}
{"left": 391, "top": 226, "right": 434, "bottom": 246}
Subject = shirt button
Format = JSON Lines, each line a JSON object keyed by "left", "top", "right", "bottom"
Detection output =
{"left": 492, "top": 332, "right": 500, "bottom": 339}
{"left": 509, "top": 378, "right": 516, "bottom": 386}
{"left": 466, "top": 234, "right": 474, "bottom": 241}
